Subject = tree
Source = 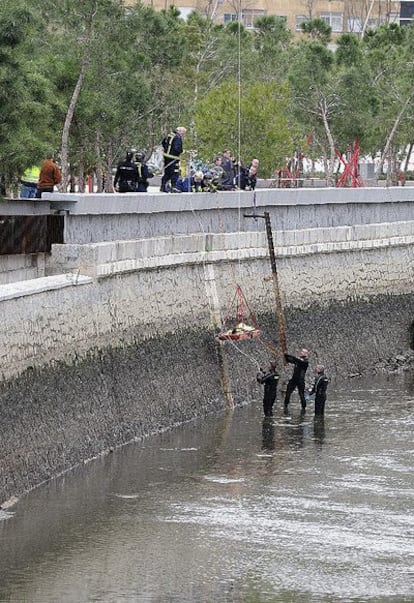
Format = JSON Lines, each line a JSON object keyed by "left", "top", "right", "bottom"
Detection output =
{"left": 253, "top": 16, "right": 292, "bottom": 80}
{"left": 288, "top": 39, "right": 338, "bottom": 181}
{"left": 363, "top": 23, "right": 414, "bottom": 180}
{"left": 332, "top": 33, "right": 378, "bottom": 155}
{"left": 300, "top": 17, "right": 332, "bottom": 44}
{"left": 56, "top": 0, "right": 99, "bottom": 191}
{"left": 0, "top": 0, "right": 57, "bottom": 193}
{"left": 195, "top": 79, "right": 293, "bottom": 176}
{"left": 49, "top": 2, "right": 188, "bottom": 190}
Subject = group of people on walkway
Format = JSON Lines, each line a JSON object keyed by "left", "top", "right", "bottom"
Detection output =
{"left": 158, "top": 127, "right": 259, "bottom": 193}
{"left": 112, "top": 126, "right": 259, "bottom": 194}
{"left": 256, "top": 348, "right": 329, "bottom": 418}
{"left": 20, "top": 125, "right": 259, "bottom": 197}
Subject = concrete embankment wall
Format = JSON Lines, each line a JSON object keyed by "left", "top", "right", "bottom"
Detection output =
{"left": 1, "top": 187, "right": 414, "bottom": 505}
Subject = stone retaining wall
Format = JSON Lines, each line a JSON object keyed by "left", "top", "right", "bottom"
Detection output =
{"left": 1, "top": 291, "right": 413, "bottom": 507}
{"left": 1, "top": 186, "right": 414, "bottom": 506}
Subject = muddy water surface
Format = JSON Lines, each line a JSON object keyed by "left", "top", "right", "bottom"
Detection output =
{"left": 0, "top": 374, "right": 413, "bottom": 602}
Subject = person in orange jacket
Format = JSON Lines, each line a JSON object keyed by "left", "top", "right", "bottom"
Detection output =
{"left": 36, "top": 153, "right": 62, "bottom": 198}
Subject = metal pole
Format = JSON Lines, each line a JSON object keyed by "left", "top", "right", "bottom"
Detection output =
{"left": 264, "top": 211, "right": 287, "bottom": 356}
{"left": 244, "top": 211, "right": 287, "bottom": 358}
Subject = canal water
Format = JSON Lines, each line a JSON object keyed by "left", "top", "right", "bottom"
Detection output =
{"left": 0, "top": 374, "right": 413, "bottom": 602}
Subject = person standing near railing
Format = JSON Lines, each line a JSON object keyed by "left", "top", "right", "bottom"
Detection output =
{"left": 20, "top": 165, "right": 40, "bottom": 199}
{"left": 160, "top": 127, "right": 186, "bottom": 192}
{"left": 35, "top": 153, "right": 61, "bottom": 198}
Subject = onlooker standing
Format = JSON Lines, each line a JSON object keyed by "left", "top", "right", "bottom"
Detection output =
{"left": 208, "top": 155, "right": 227, "bottom": 191}
{"left": 36, "top": 154, "right": 62, "bottom": 198}
{"left": 160, "top": 127, "right": 186, "bottom": 192}
{"left": 134, "top": 151, "right": 154, "bottom": 192}
{"left": 237, "top": 165, "right": 257, "bottom": 190}
{"left": 249, "top": 158, "right": 259, "bottom": 171}
{"left": 221, "top": 148, "right": 235, "bottom": 190}
{"left": 20, "top": 165, "right": 40, "bottom": 198}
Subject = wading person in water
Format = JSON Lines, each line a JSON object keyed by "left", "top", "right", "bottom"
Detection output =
{"left": 257, "top": 360, "right": 279, "bottom": 417}
{"left": 309, "top": 364, "right": 329, "bottom": 416}
{"left": 284, "top": 348, "right": 309, "bottom": 411}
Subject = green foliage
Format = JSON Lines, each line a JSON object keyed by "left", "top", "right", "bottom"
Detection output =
{"left": 0, "top": 0, "right": 59, "bottom": 185}
{"left": 0, "top": 1, "right": 414, "bottom": 187}
{"left": 252, "top": 16, "right": 292, "bottom": 80}
{"left": 194, "top": 80, "right": 293, "bottom": 176}
{"left": 300, "top": 18, "right": 332, "bottom": 44}
{"left": 335, "top": 33, "right": 363, "bottom": 66}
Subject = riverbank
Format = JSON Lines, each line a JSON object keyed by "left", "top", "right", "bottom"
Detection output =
{"left": 1, "top": 292, "right": 413, "bottom": 507}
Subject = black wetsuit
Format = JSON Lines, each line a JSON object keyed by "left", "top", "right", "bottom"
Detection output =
{"left": 309, "top": 372, "right": 329, "bottom": 415}
{"left": 257, "top": 367, "right": 279, "bottom": 417}
{"left": 114, "top": 160, "right": 138, "bottom": 192}
{"left": 284, "top": 353, "right": 309, "bottom": 409}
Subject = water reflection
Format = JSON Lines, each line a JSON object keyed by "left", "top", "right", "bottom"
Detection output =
{"left": 0, "top": 375, "right": 413, "bottom": 602}
{"left": 313, "top": 417, "right": 325, "bottom": 449}
{"left": 261, "top": 417, "right": 275, "bottom": 451}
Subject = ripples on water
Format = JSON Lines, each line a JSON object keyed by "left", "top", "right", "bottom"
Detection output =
{"left": 0, "top": 375, "right": 413, "bottom": 602}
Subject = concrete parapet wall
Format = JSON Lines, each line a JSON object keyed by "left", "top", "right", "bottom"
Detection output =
{"left": 45, "top": 220, "right": 414, "bottom": 283}
{"left": 2, "top": 231, "right": 414, "bottom": 382}
{"left": 0, "top": 199, "right": 50, "bottom": 215}
{"left": 0, "top": 253, "right": 47, "bottom": 285}
{"left": 45, "top": 185, "right": 414, "bottom": 213}
{"left": 42, "top": 187, "right": 414, "bottom": 244}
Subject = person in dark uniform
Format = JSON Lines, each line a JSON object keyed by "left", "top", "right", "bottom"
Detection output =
{"left": 236, "top": 165, "right": 257, "bottom": 190}
{"left": 160, "top": 126, "right": 186, "bottom": 192}
{"left": 284, "top": 348, "right": 309, "bottom": 411}
{"left": 309, "top": 364, "right": 329, "bottom": 416}
{"left": 221, "top": 148, "right": 235, "bottom": 190}
{"left": 134, "top": 151, "right": 153, "bottom": 192}
{"left": 114, "top": 149, "right": 139, "bottom": 192}
{"left": 257, "top": 361, "right": 279, "bottom": 417}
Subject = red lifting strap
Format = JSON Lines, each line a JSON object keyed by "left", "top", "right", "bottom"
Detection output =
{"left": 221, "top": 284, "right": 260, "bottom": 330}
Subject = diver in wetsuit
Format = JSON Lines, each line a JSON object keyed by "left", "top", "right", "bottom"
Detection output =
{"left": 257, "top": 361, "right": 279, "bottom": 417}
{"left": 284, "top": 348, "right": 309, "bottom": 411}
{"left": 309, "top": 364, "right": 329, "bottom": 416}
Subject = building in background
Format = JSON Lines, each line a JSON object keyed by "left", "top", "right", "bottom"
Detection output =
{"left": 400, "top": 0, "right": 414, "bottom": 24}
{"left": 124, "top": 0, "right": 412, "bottom": 34}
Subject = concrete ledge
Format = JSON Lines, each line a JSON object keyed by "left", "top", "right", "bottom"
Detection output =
{"left": 91, "top": 233, "right": 414, "bottom": 278}
{"left": 0, "top": 199, "right": 50, "bottom": 215}
{"left": 0, "top": 274, "right": 92, "bottom": 301}
{"left": 46, "top": 220, "right": 414, "bottom": 277}
{"left": 43, "top": 186, "right": 414, "bottom": 215}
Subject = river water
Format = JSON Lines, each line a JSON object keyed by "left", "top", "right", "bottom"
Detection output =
{"left": 0, "top": 374, "right": 413, "bottom": 602}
